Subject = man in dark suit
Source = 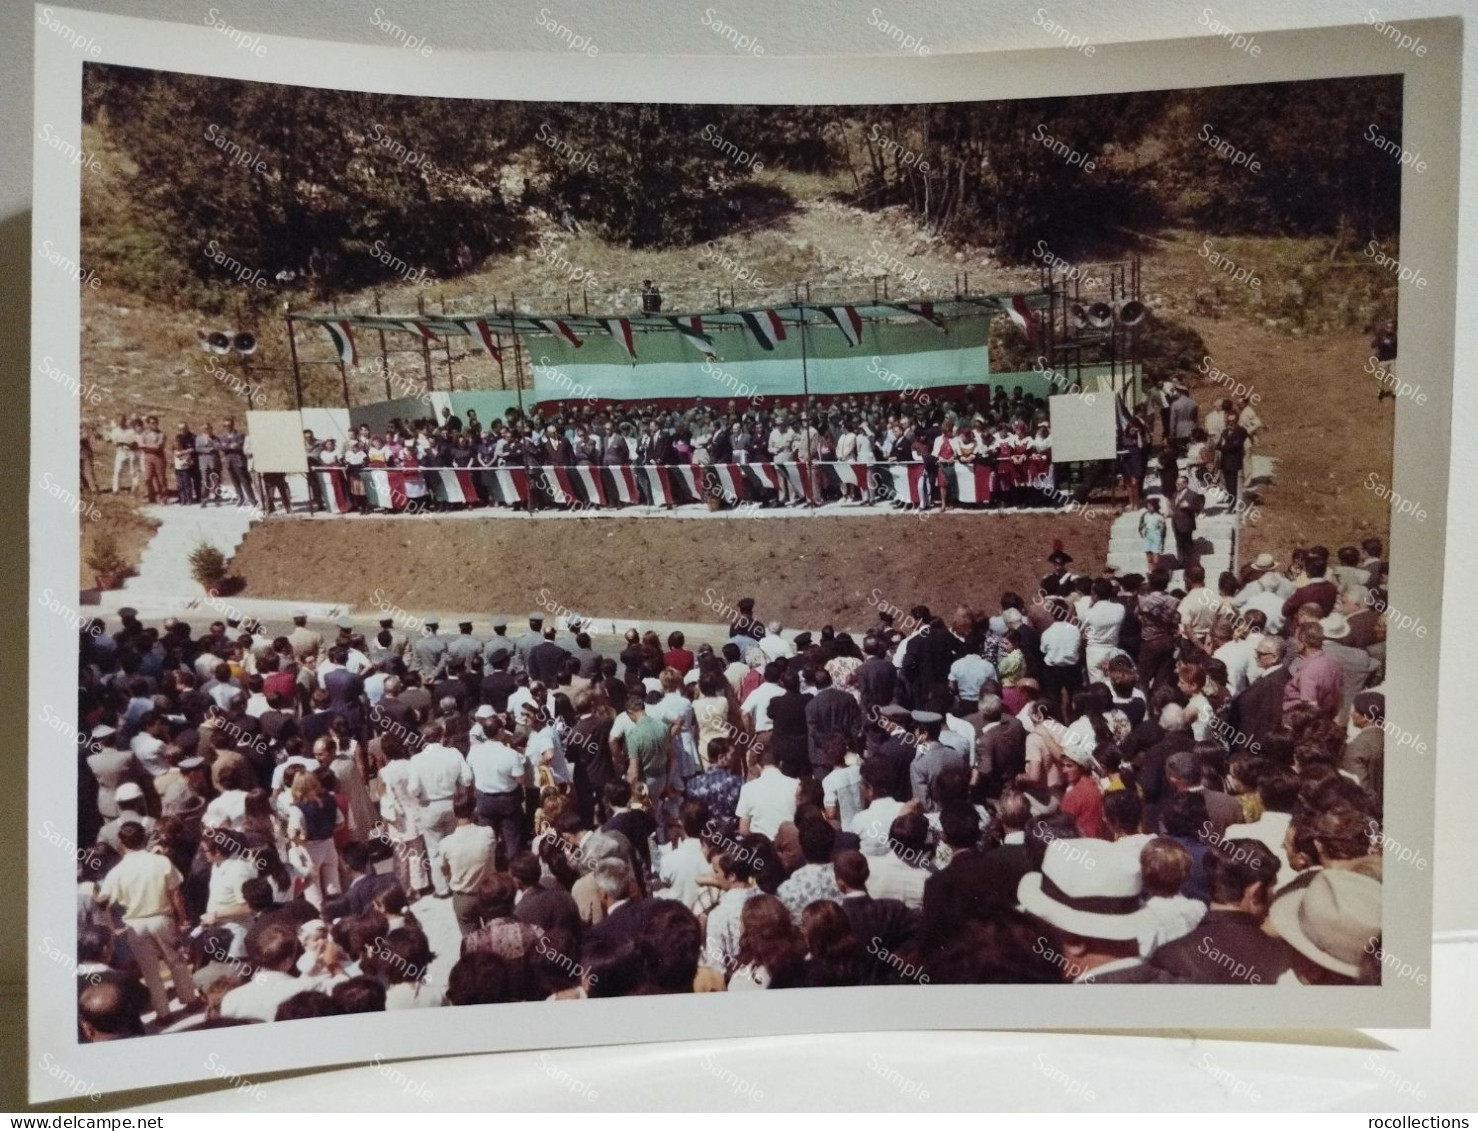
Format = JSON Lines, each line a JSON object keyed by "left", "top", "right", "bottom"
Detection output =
{"left": 479, "top": 650, "right": 518, "bottom": 713}
{"left": 323, "top": 841, "right": 400, "bottom": 920}
{"left": 527, "top": 629, "right": 571, "bottom": 687}
{"left": 1225, "top": 636, "right": 1293, "bottom": 752}
{"left": 510, "top": 852, "right": 583, "bottom": 941}
{"left": 805, "top": 669, "right": 863, "bottom": 777}
{"left": 1169, "top": 475, "right": 1202, "bottom": 567}
{"left": 1165, "top": 749, "right": 1242, "bottom": 839}
{"left": 584, "top": 857, "right": 657, "bottom": 949}
{"left": 919, "top": 803, "right": 1014, "bottom": 953}
{"left": 857, "top": 637, "right": 897, "bottom": 711}
{"left": 834, "top": 851, "right": 918, "bottom": 984}
{"left": 540, "top": 424, "right": 573, "bottom": 466}
{"left": 1151, "top": 839, "right": 1293, "bottom": 984}
{"left": 969, "top": 694, "right": 1027, "bottom": 798}
{"left": 1134, "top": 704, "right": 1196, "bottom": 832}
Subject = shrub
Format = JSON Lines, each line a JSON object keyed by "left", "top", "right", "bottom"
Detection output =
{"left": 86, "top": 534, "right": 127, "bottom": 582}
{"left": 188, "top": 543, "right": 230, "bottom": 591}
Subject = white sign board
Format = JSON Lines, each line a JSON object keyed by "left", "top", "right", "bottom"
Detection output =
{"left": 1048, "top": 393, "right": 1117, "bottom": 462}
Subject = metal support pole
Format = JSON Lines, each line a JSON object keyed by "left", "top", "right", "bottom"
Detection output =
{"left": 374, "top": 292, "right": 391, "bottom": 401}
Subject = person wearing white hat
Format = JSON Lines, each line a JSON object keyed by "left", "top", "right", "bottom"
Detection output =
{"left": 1017, "top": 838, "right": 1181, "bottom": 983}
{"left": 85, "top": 724, "right": 136, "bottom": 820}
{"left": 96, "top": 782, "right": 157, "bottom": 854}
{"left": 1267, "top": 868, "right": 1381, "bottom": 985}
{"left": 1234, "top": 553, "right": 1292, "bottom": 608}
{"left": 1318, "top": 611, "right": 1382, "bottom": 725}
{"left": 1241, "top": 569, "right": 1288, "bottom": 635}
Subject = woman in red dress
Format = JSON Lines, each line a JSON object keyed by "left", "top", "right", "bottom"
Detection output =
{"left": 991, "top": 422, "right": 1016, "bottom": 509}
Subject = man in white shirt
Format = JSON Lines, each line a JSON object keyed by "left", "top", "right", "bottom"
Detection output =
{"left": 1213, "top": 609, "right": 1268, "bottom": 696}
{"left": 758, "top": 623, "right": 795, "bottom": 662}
{"left": 438, "top": 796, "right": 497, "bottom": 934}
{"left": 1039, "top": 600, "right": 1083, "bottom": 718}
{"left": 740, "top": 662, "right": 786, "bottom": 736}
{"left": 735, "top": 749, "right": 797, "bottom": 839}
{"left": 1080, "top": 580, "right": 1128, "bottom": 684}
{"left": 849, "top": 760, "right": 907, "bottom": 856}
{"left": 656, "top": 800, "right": 711, "bottom": 908}
{"left": 948, "top": 649, "right": 996, "bottom": 711}
{"left": 129, "top": 714, "right": 172, "bottom": 778}
{"left": 1242, "top": 571, "right": 1288, "bottom": 635}
{"left": 521, "top": 705, "right": 572, "bottom": 786}
{"left": 865, "top": 811, "right": 930, "bottom": 909}
{"left": 409, "top": 721, "right": 473, "bottom": 899}
{"left": 465, "top": 716, "right": 527, "bottom": 863}
{"left": 1222, "top": 766, "right": 1300, "bottom": 889}
{"left": 220, "top": 920, "right": 346, "bottom": 1022}
{"left": 96, "top": 821, "right": 198, "bottom": 1019}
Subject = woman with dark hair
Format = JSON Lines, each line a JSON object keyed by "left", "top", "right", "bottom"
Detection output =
{"left": 729, "top": 894, "right": 807, "bottom": 990}
{"left": 800, "top": 899, "right": 863, "bottom": 987}
{"left": 369, "top": 926, "right": 446, "bottom": 1009}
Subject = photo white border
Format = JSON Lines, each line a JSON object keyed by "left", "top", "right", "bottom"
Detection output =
{"left": 29, "top": 4, "right": 1457, "bottom": 1102}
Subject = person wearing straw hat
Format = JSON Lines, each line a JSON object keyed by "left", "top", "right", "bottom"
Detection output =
{"left": 1318, "top": 611, "right": 1382, "bottom": 725}
{"left": 1017, "top": 838, "right": 1182, "bottom": 983}
{"left": 1234, "top": 552, "right": 1291, "bottom": 606}
{"left": 1267, "top": 869, "right": 1382, "bottom": 985}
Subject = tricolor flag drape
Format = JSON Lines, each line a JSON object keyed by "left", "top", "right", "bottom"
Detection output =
{"left": 361, "top": 468, "right": 415, "bottom": 511}
{"left": 398, "top": 320, "right": 441, "bottom": 343}
{"left": 887, "top": 463, "right": 928, "bottom": 506}
{"left": 451, "top": 318, "right": 504, "bottom": 364}
{"left": 424, "top": 468, "right": 479, "bottom": 506}
{"left": 818, "top": 305, "right": 864, "bottom": 347}
{"left": 322, "top": 321, "right": 358, "bottom": 366}
{"left": 949, "top": 463, "right": 994, "bottom": 505}
{"left": 889, "top": 302, "right": 947, "bottom": 332}
{"left": 668, "top": 316, "right": 718, "bottom": 360}
{"left": 712, "top": 463, "right": 749, "bottom": 501}
{"left": 566, "top": 463, "right": 608, "bottom": 506}
{"left": 597, "top": 318, "right": 637, "bottom": 361}
{"left": 738, "top": 310, "right": 787, "bottom": 352}
{"left": 1004, "top": 295, "right": 1038, "bottom": 344}
{"left": 535, "top": 319, "right": 583, "bottom": 348}
{"left": 817, "top": 462, "right": 871, "bottom": 495}
{"left": 483, "top": 468, "right": 530, "bottom": 505}
{"left": 315, "top": 469, "right": 351, "bottom": 513}
{"left": 604, "top": 464, "right": 639, "bottom": 505}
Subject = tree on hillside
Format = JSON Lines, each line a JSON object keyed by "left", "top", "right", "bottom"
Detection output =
{"left": 83, "top": 66, "right": 529, "bottom": 306}
{"left": 526, "top": 102, "right": 762, "bottom": 247}
{"left": 1162, "top": 77, "right": 1403, "bottom": 244}
{"left": 840, "top": 94, "right": 1164, "bottom": 261}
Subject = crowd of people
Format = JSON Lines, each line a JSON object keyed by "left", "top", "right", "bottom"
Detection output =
{"left": 70, "top": 514, "right": 1393, "bottom": 1038}
{"left": 86, "top": 387, "right": 1076, "bottom": 514}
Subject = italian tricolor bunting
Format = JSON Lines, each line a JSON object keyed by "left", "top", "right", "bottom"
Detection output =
{"left": 818, "top": 305, "right": 864, "bottom": 347}
{"left": 425, "top": 469, "right": 478, "bottom": 505}
{"left": 739, "top": 310, "right": 787, "bottom": 351}
{"left": 322, "top": 321, "right": 358, "bottom": 366}
{"left": 362, "top": 468, "right": 414, "bottom": 510}
{"left": 315, "top": 469, "right": 351, "bottom": 513}
{"left": 668, "top": 317, "right": 717, "bottom": 360}
{"left": 598, "top": 318, "right": 636, "bottom": 361}
{"left": 535, "top": 319, "right": 583, "bottom": 348}
{"left": 950, "top": 463, "right": 993, "bottom": 505}
{"left": 712, "top": 464, "right": 748, "bottom": 501}
{"left": 566, "top": 464, "right": 607, "bottom": 506}
{"left": 888, "top": 463, "right": 927, "bottom": 506}
{"left": 453, "top": 319, "right": 503, "bottom": 364}
{"left": 604, "top": 465, "right": 638, "bottom": 505}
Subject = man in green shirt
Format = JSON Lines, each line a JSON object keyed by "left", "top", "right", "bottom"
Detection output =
{"left": 617, "top": 696, "right": 674, "bottom": 811}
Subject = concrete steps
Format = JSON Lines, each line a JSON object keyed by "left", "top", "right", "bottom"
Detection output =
{"left": 121, "top": 501, "right": 261, "bottom": 598}
{"left": 1104, "top": 453, "right": 1276, "bottom": 586}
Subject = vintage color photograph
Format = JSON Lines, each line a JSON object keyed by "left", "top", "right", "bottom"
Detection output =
{"left": 66, "top": 61, "right": 1406, "bottom": 1045}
